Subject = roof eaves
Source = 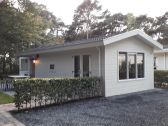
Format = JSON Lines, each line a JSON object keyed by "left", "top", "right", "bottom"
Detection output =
{"left": 103, "top": 29, "right": 163, "bottom": 50}
{"left": 19, "top": 38, "right": 104, "bottom": 56}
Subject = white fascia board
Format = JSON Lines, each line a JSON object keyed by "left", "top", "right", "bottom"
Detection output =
{"left": 103, "top": 29, "right": 163, "bottom": 50}
{"left": 154, "top": 49, "right": 168, "bottom": 54}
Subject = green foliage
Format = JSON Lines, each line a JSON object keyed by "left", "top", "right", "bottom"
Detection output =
{"left": 0, "top": 0, "right": 65, "bottom": 75}
{"left": 1, "top": 0, "right": 168, "bottom": 76}
{"left": 65, "top": 0, "right": 102, "bottom": 41}
{"left": 13, "top": 77, "right": 103, "bottom": 110}
{"left": 153, "top": 12, "right": 168, "bottom": 45}
{"left": 154, "top": 70, "right": 168, "bottom": 88}
{"left": 65, "top": 0, "right": 168, "bottom": 45}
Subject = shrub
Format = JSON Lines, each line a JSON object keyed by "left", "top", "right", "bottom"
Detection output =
{"left": 154, "top": 70, "right": 168, "bottom": 88}
{"left": 13, "top": 77, "right": 103, "bottom": 110}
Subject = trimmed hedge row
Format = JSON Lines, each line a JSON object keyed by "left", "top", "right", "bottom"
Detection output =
{"left": 154, "top": 70, "right": 168, "bottom": 88}
{"left": 13, "top": 77, "right": 103, "bottom": 110}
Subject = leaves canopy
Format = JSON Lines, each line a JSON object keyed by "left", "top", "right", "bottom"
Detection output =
{"left": 0, "top": 0, "right": 65, "bottom": 75}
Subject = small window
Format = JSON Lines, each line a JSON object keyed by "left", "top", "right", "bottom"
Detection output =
{"left": 50, "top": 64, "right": 54, "bottom": 70}
{"left": 154, "top": 57, "right": 157, "bottom": 70}
{"left": 137, "top": 53, "right": 144, "bottom": 78}
{"left": 119, "top": 52, "right": 127, "bottom": 80}
{"left": 128, "top": 53, "right": 136, "bottom": 79}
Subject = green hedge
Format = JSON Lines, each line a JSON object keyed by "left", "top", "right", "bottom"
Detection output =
{"left": 13, "top": 77, "right": 103, "bottom": 110}
{"left": 154, "top": 70, "right": 168, "bottom": 88}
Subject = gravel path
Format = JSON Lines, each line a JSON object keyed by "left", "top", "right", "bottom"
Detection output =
{"left": 12, "top": 89, "right": 168, "bottom": 126}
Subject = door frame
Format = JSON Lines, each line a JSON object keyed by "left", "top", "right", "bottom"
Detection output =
{"left": 73, "top": 55, "right": 91, "bottom": 77}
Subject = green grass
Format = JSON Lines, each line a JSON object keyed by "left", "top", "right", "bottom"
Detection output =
{"left": 0, "top": 92, "right": 14, "bottom": 104}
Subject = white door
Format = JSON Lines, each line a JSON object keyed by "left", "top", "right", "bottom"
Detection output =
{"left": 19, "top": 57, "right": 30, "bottom": 76}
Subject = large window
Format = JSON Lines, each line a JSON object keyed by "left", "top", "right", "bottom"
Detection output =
{"left": 119, "top": 52, "right": 144, "bottom": 80}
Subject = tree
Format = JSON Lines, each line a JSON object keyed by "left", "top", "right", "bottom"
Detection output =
{"left": 152, "top": 12, "right": 168, "bottom": 45}
{"left": 0, "top": 0, "right": 65, "bottom": 75}
{"left": 65, "top": 0, "right": 102, "bottom": 41}
{"left": 126, "top": 13, "right": 136, "bottom": 31}
{"left": 0, "top": 0, "right": 20, "bottom": 74}
{"left": 91, "top": 12, "right": 127, "bottom": 37}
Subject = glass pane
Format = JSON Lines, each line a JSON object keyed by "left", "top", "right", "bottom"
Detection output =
{"left": 21, "top": 59, "right": 28, "bottom": 71}
{"left": 154, "top": 57, "right": 157, "bottom": 70}
{"left": 74, "top": 56, "right": 80, "bottom": 77}
{"left": 50, "top": 64, "right": 54, "bottom": 70}
{"left": 83, "top": 55, "right": 89, "bottom": 77}
{"left": 119, "top": 52, "right": 127, "bottom": 80}
{"left": 137, "top": 53, "right": 144, "bottom": 78}
{"left": 128, "top": 54, "right": 136, "bottom": 79}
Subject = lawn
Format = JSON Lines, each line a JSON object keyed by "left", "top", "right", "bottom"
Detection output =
{"left": 0, "top": 91, "right": 14, "bottom": 104}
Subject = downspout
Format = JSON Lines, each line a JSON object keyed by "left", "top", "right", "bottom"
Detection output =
{"left": 96, "top": 47, "right": 101, "bottom": 77}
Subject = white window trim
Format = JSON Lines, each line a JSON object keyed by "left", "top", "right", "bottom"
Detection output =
{"left": 117, "top": 51, "right": 145, "bottom": 82}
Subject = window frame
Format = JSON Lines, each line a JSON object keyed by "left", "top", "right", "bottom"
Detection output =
{"left": 118, "top": 51, "right": 145, "bottom": 81}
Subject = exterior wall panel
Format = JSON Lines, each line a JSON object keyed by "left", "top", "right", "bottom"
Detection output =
{"left": 105, "top": 37, "right": 154, "bottom": 97}
{"left": 35, "top": 47, "right": 101, "bottom": 78}
{"left": 154, "top": 53, "right": 168, "bottom": 70}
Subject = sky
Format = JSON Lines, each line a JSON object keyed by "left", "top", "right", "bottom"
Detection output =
{"left": 32, "top": 0, "right": 168, "bottom": 25}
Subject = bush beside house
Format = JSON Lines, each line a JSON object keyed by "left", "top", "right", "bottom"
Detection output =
{"left": 13, "top": 77, "right": 103, "bottom": 110}
{"left": 154, "top": 70, "right": 168, "bottom": 88}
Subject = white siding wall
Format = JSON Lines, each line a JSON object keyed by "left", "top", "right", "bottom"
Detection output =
{"left": 35, "top": 47, "right": 100, "bottom": 78}
{"left": 154, "top": 53, "right": 168, "bottom": 70}
{"left": 105, "top": 37, "right": 154, "bottom": 97}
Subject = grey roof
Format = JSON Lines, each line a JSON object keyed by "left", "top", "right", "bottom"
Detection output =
{"left": 19, "top": 36, "right": 108, "bottom": 55}
{"left": 19, "top": 29, "right": 163, "bottom": 56}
